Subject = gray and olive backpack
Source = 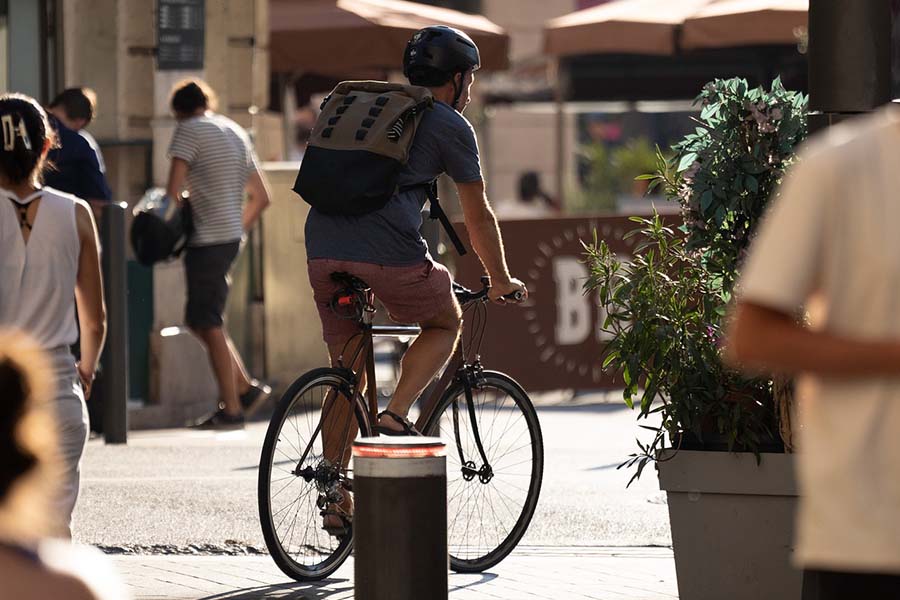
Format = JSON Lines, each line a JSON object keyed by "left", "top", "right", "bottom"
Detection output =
{"left": 293, "top": 80, "right": 466, "bottom": 255}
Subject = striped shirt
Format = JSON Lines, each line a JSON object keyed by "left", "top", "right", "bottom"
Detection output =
{"left": 168, "top": 113, "right": 259, "bottom": 247}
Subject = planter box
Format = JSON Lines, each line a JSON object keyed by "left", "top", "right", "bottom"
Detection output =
{"left": 657, "top": 449, "right": 801, "bottom": 600}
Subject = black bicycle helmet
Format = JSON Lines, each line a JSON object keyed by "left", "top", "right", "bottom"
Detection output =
{"left": 403, "top": 26, "right": 480, "bottom": 108}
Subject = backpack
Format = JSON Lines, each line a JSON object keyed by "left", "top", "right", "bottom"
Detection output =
{"left": 130, "top": 188, "right": 192, "bottom": 266}
{"left": 293, "top": 81, "right": 467, "bottom": 255}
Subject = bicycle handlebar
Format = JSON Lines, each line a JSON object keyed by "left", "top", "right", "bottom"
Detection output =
{"left": 453, "top": 276, "right": 524, "bottom": 305}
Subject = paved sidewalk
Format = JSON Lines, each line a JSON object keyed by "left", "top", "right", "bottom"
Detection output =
{"left": 115, "top": 546, "right": 677, "bottom": 600}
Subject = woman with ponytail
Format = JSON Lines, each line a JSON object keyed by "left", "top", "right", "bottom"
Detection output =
{"left": 0, "top": 93, "right": 106, "bottom": 536}
{"left": 0, "top": 330, "right": 125, "bottom": 599}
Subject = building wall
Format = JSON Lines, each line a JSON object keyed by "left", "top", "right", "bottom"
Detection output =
{"left": 62, "top": 0, "right": 275, "bottom": 201}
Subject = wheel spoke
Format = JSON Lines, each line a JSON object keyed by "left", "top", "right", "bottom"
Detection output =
{"left": 259, "top": 373, "right": 367, "bottom": 580}
{"left": 431, "top": 377, "right": 542, "bottom": 572}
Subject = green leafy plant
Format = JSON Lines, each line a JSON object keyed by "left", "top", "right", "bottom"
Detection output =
{"left": 653, "top": 77, "right": 808, "bottom": 289}
{"left": 584, "top": 78, "right": 808, "bottom": 483}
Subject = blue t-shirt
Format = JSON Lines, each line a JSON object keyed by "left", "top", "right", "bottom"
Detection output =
{"left": 305, "top": 102, "right": 483, "bottom": 266}
{"left": 44, "top": 115, "right": 112, "bottom": 202}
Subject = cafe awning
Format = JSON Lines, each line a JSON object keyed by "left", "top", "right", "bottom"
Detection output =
{"left": 544, "top": 0, "right": 714, "bottom": 57}
{"left": 681, "top": 0, "right": 808, "bottom": 50}
{"left": 270, "top": 0, "right": 509, "bottom": 74}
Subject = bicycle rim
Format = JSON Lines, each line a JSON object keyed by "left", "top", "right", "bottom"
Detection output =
{"left": 258, "top": 368, "right": 370, "bottom": 581}
{"left": 425, "top": 372, "right": 544, "bottom": 572}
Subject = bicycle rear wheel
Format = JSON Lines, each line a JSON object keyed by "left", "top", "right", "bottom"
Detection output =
{"left": 258, "top": 368, "right": 371, "bottom": 581}
{"left": 424, "top": 371, "right": 543, "bottom": 572}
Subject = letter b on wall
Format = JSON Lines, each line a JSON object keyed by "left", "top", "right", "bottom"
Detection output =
{"left": 553, "top": 257, "right": 591, "bottom": 346}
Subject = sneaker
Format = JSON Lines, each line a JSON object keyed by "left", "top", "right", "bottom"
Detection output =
{"left": 239, "top": 380, "right": 272, "bottom": 417}
{"left": 191, "top": 408, "right": 245, "bottom": 430}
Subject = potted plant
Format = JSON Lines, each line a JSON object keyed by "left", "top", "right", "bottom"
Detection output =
{"left": 584, "top": 78, "right": 808, "bottom": 600}
{"left": 611, "top": 137, "right": 659, "bottom": 197}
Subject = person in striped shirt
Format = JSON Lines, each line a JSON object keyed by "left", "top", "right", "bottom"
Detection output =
{"left": 164, "top": 79, "right": 272, "bottom": 429}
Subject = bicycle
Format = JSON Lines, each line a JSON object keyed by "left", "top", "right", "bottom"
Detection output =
{"left": 257, "top": 273, "right": 544, "bottom": 581}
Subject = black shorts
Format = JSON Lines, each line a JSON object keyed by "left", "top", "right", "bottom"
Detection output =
{"left": 183, "top": 241, "right": 240, "bottom": 330}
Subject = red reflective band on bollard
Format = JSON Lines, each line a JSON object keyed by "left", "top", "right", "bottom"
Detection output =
{"left": 352, "top": 440, "right": 446, "bottom": 459}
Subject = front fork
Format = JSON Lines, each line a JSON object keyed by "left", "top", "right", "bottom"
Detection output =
{"left": 453, "top": 360, "right": 493, "bottom": 484}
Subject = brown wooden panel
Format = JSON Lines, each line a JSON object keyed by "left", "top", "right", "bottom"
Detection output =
{"left": 453, "top": 214, "right": 655, "bottom": 392}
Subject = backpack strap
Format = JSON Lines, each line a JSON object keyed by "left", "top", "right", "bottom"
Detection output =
{"left": 425, "top": 181, "right": 467, "bottom": 257}
{"left": 399, "top": 180, "right": 467, "bottom": 256}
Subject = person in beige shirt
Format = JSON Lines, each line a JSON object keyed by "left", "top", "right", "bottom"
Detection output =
{"left": 726, "top": 105, "right": 900, "bottom": 599}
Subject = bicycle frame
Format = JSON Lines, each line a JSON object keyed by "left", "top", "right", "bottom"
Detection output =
{"left": 336, "top": 322, "right": 463, "bottom": 432}
{"left": 330, "top": 276, "right": 504, "bottom": 478}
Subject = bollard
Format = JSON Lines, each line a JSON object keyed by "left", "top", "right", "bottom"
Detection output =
{"left": 99, "top": 201, "right": 129, "bottom": 444}
{"left": 353, "top": 437, "right": 447, "bottom": 600}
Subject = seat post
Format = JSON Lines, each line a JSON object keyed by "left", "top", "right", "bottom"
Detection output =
{"left": 364, "top": 332, "right": 379, "bottom": 419}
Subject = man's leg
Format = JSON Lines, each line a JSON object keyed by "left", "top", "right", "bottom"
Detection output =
{"left": 378, "top": 303, "right": 462, "bottom": 432}
{"left": 226, "top": 333, "right": 253, "bottom": 394}
{"left": 322, "top": 339, "right": 365, "bottom": 466}
{"left": 191, "top": 326, "right": 240, "bottom": 416}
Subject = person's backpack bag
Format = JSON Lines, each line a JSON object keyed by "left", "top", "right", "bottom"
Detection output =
{"left": 130, "top": 188, "right": 193, "bottom": 266}
{"left": 294, "top": 81, "right": 467, "bottom": 255}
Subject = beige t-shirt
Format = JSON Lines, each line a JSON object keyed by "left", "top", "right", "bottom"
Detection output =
{"left": 739, "top": 105, "right": 900, "bottom": 573}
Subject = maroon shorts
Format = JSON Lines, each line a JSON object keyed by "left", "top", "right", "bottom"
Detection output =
{"left": 308, "top": 258, "right": 456, "bottom": 345}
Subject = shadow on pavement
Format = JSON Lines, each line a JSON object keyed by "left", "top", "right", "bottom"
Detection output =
{"left": 450, "top": 572, "right": 500, "bottom": 592}
{"left": 197, "top": 579, "right": 352, "bottom": 599}
{"left": 195, "top": 572, "right": 500, "bottom": 599}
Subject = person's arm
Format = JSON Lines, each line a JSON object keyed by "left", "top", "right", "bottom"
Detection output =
{"left": 242, "top": 168, "right": 271, "bottom": 232}
{"left": 165, "top": 157, "right": 190, "bottom": 201}
{"left": 725, "top": 301, "right": 900, "bottom": 377}
{"left": 78, "top": 137, "right": 113, "bottom": 218}
{"left": 73, "top": 199, "right": 107, "bottom": 398}
{"left": 456, "top": 180, "right": 527, "bottom": 303}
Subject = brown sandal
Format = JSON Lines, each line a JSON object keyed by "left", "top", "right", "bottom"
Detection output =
{"left": 376, "top": 410, "right": 422, "bottom": 436}
{"left": 322, "top": 496, "right": 353, "bottom": 538}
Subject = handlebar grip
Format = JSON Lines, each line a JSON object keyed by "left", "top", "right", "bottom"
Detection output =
{"left": 505, "top": 290, "right": 524, "bottom": 302}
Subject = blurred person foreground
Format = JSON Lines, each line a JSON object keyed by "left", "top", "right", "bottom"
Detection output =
{"left": 728, "top": 105, "right": 900, "bottom": 598}
{"left": 0, "top": 329, "right": 126, "bottom": 600}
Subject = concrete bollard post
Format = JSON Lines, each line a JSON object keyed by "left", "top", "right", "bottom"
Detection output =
{"left": 353, "top": 437, "right": 447, "bottom": 600}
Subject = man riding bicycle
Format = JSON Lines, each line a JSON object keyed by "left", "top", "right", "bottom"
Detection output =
{"left": 305, "top": 25, "right": 527, "bottom": 435}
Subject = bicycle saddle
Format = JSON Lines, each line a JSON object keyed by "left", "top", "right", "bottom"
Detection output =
{"left": 330, "top": 271, "right": 370, "bottom": 291}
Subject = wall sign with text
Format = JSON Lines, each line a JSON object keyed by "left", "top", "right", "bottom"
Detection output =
{"left": 157, "top": 0, "right": 205, "bottom": 70}
{"left": 454, "top": 215, "right": 649, "bottom": 392}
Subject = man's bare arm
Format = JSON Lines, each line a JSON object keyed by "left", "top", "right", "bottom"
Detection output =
{"left": 456, "top": 180, "right": 526, "bottom": 302}
{"left": 165, "top": 157, "right": 190, "bottom": 201}
{"left": 725, "top": 301, "right": 900, "bottom": 377}
{"left": 242, "top": 168, "right": 272, "bottom": 232}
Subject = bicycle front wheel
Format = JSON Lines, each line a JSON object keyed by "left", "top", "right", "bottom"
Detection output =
{"left": 258, "top": 368, "right": 371, "bottom": 581}
{"left": 424, "top": 371, "right": 544, "bottom": 573}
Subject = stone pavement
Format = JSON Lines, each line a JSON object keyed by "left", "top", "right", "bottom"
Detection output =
{"left": 115, "top": 546, "right": 677, "bottom": 600}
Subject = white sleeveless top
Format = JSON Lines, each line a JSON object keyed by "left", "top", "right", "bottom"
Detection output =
{"left": 0, "top": 186, "right": 80, "bottom": 349}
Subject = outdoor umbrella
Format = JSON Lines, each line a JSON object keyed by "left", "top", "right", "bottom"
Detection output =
{"left": 544, "top": 0, "right": 714, "bottom": 58}
{"left": 269, "top": 0, "right": 509, "bottom": 74}
{"left": 681, "top": 0, "right": 808, "bottom": 50}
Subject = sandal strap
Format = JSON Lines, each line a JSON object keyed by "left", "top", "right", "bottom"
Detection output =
{"left": 378, "top": 410, "right": 417, "bottom": 434}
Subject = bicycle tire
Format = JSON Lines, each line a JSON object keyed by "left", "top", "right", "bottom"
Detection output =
{"left": 258, "top": 367, "right": 371, "bottom": 581}
{"left": 424, "top": 371, "right": 543, "bottom": 573}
